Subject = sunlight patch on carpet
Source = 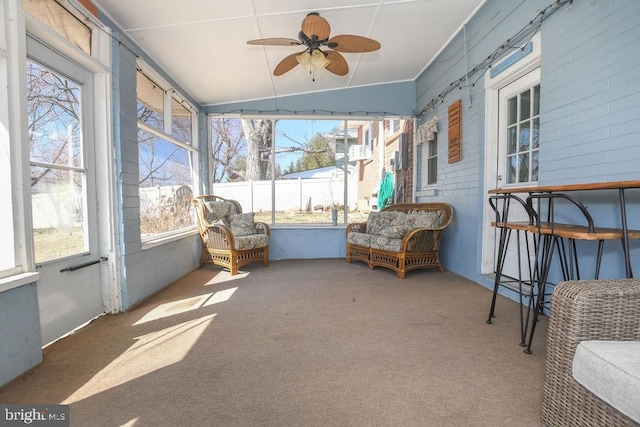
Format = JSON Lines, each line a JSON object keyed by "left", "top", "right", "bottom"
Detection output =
{"left": 133, "top": 287, "right": 237, "bottom": 325}
{"left": 62, "top": 314, "right": 216, "bottom": 404}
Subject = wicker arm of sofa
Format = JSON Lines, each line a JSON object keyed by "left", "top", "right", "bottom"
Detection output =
{"left": 541, "top": 279, "right": 640, "bottom": 427}
{"left": 346, "top": 222, "right": 366, "bottom": 234}
{"left": 345, "top": 222, "right": 368, "bottom": 265}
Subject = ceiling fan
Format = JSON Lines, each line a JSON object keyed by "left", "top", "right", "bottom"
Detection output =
{"left": 247, "top": 12, "right": 381, "bottom": 78}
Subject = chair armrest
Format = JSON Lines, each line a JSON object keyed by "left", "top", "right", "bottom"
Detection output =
{"left": 547, "top": 279, "right": 640, "bottom": 356}
{"left": 403, "top": 228, "right": 443, "bottom": 253}
{"left": 255, "top": 221, "right": 270, "bottom": 237}
{"left": 202, "top": 223, "right": 234, "bottom": 250}
{"left": 542, "top": 278, "right": 640, "bottom": 426}
{"left": 346, "top": 222, "right": 367, "bottom": 235}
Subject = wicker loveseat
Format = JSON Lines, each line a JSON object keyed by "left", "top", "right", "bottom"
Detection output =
{"left": 345, "top": 203, "right": 453, "bottom": 278}
{"left": 192, "top": 195, "right": 269, "bottom": 275}
{"left": 541, "top": 279, "right": 640, "bottom": 427}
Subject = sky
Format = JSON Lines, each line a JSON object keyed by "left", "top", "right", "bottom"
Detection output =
{"left": 274, "top": 119, "right": 343, "bottom": 169}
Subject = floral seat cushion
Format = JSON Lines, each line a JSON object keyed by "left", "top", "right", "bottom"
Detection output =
{"left": 234, "top": 234, "right": 269, "bottom": 251}
{"left": 370, "top": 235, "right": 403, "bottom": 252}
{"left": 347, "top": 231, "right": 373, "bottom": 247}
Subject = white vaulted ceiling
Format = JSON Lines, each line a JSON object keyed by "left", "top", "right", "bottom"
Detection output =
{"left": 92, "top": 0, "right": 486, "bottom": 106}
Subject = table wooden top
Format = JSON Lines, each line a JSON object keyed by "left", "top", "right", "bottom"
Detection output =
{"left": 488, "top": 179, "right": 640, "bottom": 194}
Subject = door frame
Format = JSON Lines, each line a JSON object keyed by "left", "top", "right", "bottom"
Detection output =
{"left": 22, "top": 7, "right": 121, "bottom": 344}
{"left": 481, "top": 32, "right": 541, "bottom": 275}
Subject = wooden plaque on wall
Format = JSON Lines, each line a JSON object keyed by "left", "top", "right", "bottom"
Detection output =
{"left": 448, "top": 100, "right": 462, "bottom": 163}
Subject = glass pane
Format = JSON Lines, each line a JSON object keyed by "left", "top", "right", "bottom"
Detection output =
{"left": 520, "top": 89, "right": 531, "bottom": 120}
{"left": 532, "top": 150, "right": 539, "bottom": 181}
{"left": 276, "top": 119, "right": 345, "bottom": 224}
{"left": 533, "top": 85, "right": 540, "bottom": 116}
{"left": 31, "top": 166, "right": 87, "bottom": 262}
{"left": 507, "top": 97, "right": 517, "bottom": 125}
{"left": 427, "top": 157, "right": 437, "bottom": 185}
{"left": 27, "top": 60, "right": 82, "bottom": 168}
{"left": 138, "top": 129, "right": 193, "bottom": 235}
{"left": 171, "top": 97, "right": 192, "bottom": 142}
{"left": 507, "top": 126, "right": 517, "bottom": 154}
{"left": 428, "top": 139, "right": 437, "bottom": 158}
{"left": 532, "top": 118, "right": 540, "bottom": 149}
{"left": 519, "top": 121, "right": 531, "bottom": 152}
{"left": 518, "top": 153, "right": 530, "bottom": 183}
{"left": 137, "top": 71, "right": 164, "bottom": 131}
{"left": 23, "top": 0, "right": 91, "bottom": 55}
{"left": 507, "top": 155, "right": 517, "bottom": 184}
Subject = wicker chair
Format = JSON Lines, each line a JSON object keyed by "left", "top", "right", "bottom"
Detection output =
{"left": 541, "top": 279, "right": 640, "bottom": 427}
{"left": 192, "top": 195, "right": 270, "bottom": 275}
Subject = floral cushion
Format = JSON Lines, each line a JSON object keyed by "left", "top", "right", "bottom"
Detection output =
{"left": 233, "top": 234, "right": 269, "bottom": 251}
{"left": 367, "top": 211, "right": 407, "bottom": 237}
{"left": 230, "top": 212, "right": 255, "bottom": 236}
{"left": 204, "top": 201, "right": 235, "bottom": 226}
{"left": 406, "top": 211, "right": 441, "bottom": 229}
{"left": 370, "top": 235, "right": 403, "bottom": 252}
{"left": 347, "top": 232, "right": 373, "bottom": 247}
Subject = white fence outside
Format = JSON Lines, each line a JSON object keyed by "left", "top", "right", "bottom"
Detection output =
{"left": 209, "top": 176, "right": 359, "bottom": 213}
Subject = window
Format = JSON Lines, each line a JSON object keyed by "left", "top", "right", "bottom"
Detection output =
{"left": 210, "top": 117, "right": 366, "bottom": 225}
{"left": 27, "top": 59, "right": 89, "bottom": 262}
{"left": 364, "top": 124, "right": 373, "bottom": 152}
{"left": 0, "top": 44, "right": 18, "bottom": 278}
{"left": 426, "top": 137, "right": 437, "bottom": 186}
{"left": 506, "top": 84, "right": 540, "bottom": 184}
{"left": 417, "top": 117, "right": 438, "bottom": 189}
{"left": 389, "top": 119, "right": 400, "bottom": 134}
{"left": 137, "top": 69, "right": 196, "bottom": 239}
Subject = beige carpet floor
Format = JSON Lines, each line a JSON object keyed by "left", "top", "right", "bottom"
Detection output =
{"left": 0, "top": 259, "right": 548, "bottom": 426}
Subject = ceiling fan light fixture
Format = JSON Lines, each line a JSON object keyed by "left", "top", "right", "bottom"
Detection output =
{"left": 311, "top": 49, "right": 330, "bottom": 69}
{"left": 296, "top": 51, "right": 312, "bottom": 69}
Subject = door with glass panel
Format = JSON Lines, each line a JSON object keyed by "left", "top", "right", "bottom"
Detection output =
{"left": 27, "top": 36, "right": 103, "bottom": 345}
{"left": 496, "top": 68, "right": 540, "bottom": 281}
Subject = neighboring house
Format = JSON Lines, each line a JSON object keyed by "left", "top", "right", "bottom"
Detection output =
{"left": 352, "top": 119, "right": 415, "bottom": 212}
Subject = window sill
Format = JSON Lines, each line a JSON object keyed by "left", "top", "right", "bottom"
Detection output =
{"left": 0, "top": 272, "right": 40, "bottom": 294}
{"left": 141, "top": 227, "right": 198, "bottom": 250}
{"left": 269, "top": 223, "right": 347, "bottom": 229}
{"left": 416, "top": 187, "right": 438, "bottom": 198}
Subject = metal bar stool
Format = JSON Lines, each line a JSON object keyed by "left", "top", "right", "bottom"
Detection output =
{"left": 486, "top": 194, "right": 539, "bottom": 347}
{"left": 523, "top": 192, "right": 640, "bottom": 354}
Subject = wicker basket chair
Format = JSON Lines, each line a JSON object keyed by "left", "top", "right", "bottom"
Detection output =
{"left": 541, "top": 279, "right": 640, "bottom": 427}
{"left": 192, "top": 195, "right": 269, "bottom": 275}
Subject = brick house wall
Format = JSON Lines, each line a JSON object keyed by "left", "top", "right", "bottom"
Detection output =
{"left": 355, "top": 119, "right": 414, "bottom": 212}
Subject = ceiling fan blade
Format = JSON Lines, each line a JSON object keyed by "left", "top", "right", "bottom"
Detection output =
{"left": 328, "top": 35, "right": 381, "bottom": 53}
{"left": 247, "top": 38, "right": 301, "bottom": 46}
{"left": 273, "top": 52, "right": 302, "bottom": 76}
{"left": 301, "top": 13, "right": 331, "bottom": 40}
{"left": 325, "top": 51, "right": 348, "bottom": 76}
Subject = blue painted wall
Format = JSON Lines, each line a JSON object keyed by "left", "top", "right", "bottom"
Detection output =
{"left": 0, "top": 283, "right": 42, "bottom": 386}
{"left": 269, "top": 227, "right": 347, "bottom": 260}
{"left": 414, "top": 0, "right": 640, "bottom": 285}
{"left": 108, "top": 28, "right": 202, "bottom": 309}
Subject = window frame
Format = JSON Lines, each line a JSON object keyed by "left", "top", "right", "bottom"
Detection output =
{"left": 208, "top": 115, "right": 373, "bottom": 226}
